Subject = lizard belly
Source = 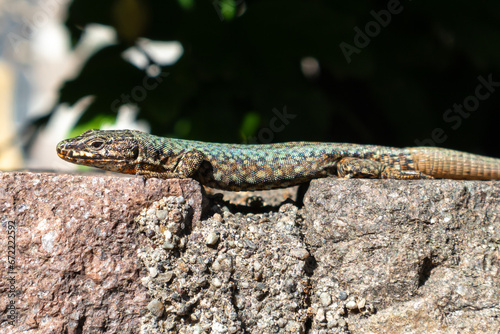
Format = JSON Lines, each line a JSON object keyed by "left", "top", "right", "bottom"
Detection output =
{"left": 194, "top": 154, "right": 338, "bottom": 191}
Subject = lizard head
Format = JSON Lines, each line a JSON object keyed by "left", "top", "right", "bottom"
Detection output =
{"left": 56, "top": 129, "right": 141, "bottom": 174}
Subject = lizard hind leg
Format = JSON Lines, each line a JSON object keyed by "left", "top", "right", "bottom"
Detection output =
{"left": 337, "top": 157, "right": 386, "bottom": 178}
{"left": 337, "top": 157, "right": 433, "bottom": 179}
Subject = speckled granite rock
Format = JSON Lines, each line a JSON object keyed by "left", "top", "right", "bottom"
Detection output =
{"left": 136, "top": 199, "right": 313, "bottom": 334}
{"left": 0, "top": 172, "right": 202, "bottom": 334}
{"left": 134, "top": 179, "right": 499, "bottom": 334}
{"left": 1, "top": 173, "right": 498, "bottom": 334}
{"left": 304, "top": 179, "right": 500, "bottom": 333}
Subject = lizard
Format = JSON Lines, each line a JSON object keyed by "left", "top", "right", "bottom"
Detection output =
{"left": 56, "top": 129, "right": 500, "bottom": 191}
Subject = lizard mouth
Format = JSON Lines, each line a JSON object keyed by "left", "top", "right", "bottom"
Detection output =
{"left": 57, "top": 149, "right": 127, "bottom": 164}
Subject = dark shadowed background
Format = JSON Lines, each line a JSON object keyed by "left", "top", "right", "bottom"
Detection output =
{"left": 38, "top": 0, "right": 500, "bottom": 156}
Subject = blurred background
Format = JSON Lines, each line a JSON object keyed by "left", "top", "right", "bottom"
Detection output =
{"left": 0, "top": 0, "right": 499, "bottom": 172}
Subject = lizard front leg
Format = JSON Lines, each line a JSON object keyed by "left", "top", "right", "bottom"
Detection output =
{"left": 337, "top": 157, "right": 433, "bottom": 179}
{"left": 173, "top": 150, "right": 206, "bottom": 178}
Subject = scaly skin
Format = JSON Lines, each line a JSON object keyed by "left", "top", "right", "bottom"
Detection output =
{"left": 56, "top": 129, "right": 500, "bottom": 191}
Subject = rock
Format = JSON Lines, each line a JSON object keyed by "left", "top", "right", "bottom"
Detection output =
{"left": 1, "top": 172, "right": 498, "bottom": 333}
{"left": 290, "top": 247, "right": 310, "bottom": 260}
{"left": 0, "top": 172, "right": 201, "bottom": 334}
{"left": 205, "top": 231, "right": 219, "bottom": 245}
{"left": 319, "top": 292, "right": 332, "bottom": 307}
{"left": 346, "top": 300, "right": 358, "bottom": 310}
{"left": 304, "top": 178, "right": 500, "bottom": 333}
{"left": 147, "top": 299, "right": 164, "bottom": 318}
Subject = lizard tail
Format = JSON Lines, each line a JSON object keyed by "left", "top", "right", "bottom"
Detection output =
{"left": 407, "top": 147, "right": 500, "bottom": 180}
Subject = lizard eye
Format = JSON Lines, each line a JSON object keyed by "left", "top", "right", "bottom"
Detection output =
{"left": 90, "top": 141, "right": 104, "bottom": 150}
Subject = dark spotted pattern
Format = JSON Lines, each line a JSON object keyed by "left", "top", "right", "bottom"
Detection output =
{"left": 56, "top": 129, "right": 500, "bottom": 191}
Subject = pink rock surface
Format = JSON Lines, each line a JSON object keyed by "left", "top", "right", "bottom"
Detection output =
{"left": 0, "top": 172, "right": 202, "bottom": 334}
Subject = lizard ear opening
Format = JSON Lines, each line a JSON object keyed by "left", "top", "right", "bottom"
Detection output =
{"left": 131, "top": 146, "right": 139, "bottom": 160}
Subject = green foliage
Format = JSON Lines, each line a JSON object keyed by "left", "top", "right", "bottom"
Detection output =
{"left": 240, "top": 111, "right": 261, "bottom": 142}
